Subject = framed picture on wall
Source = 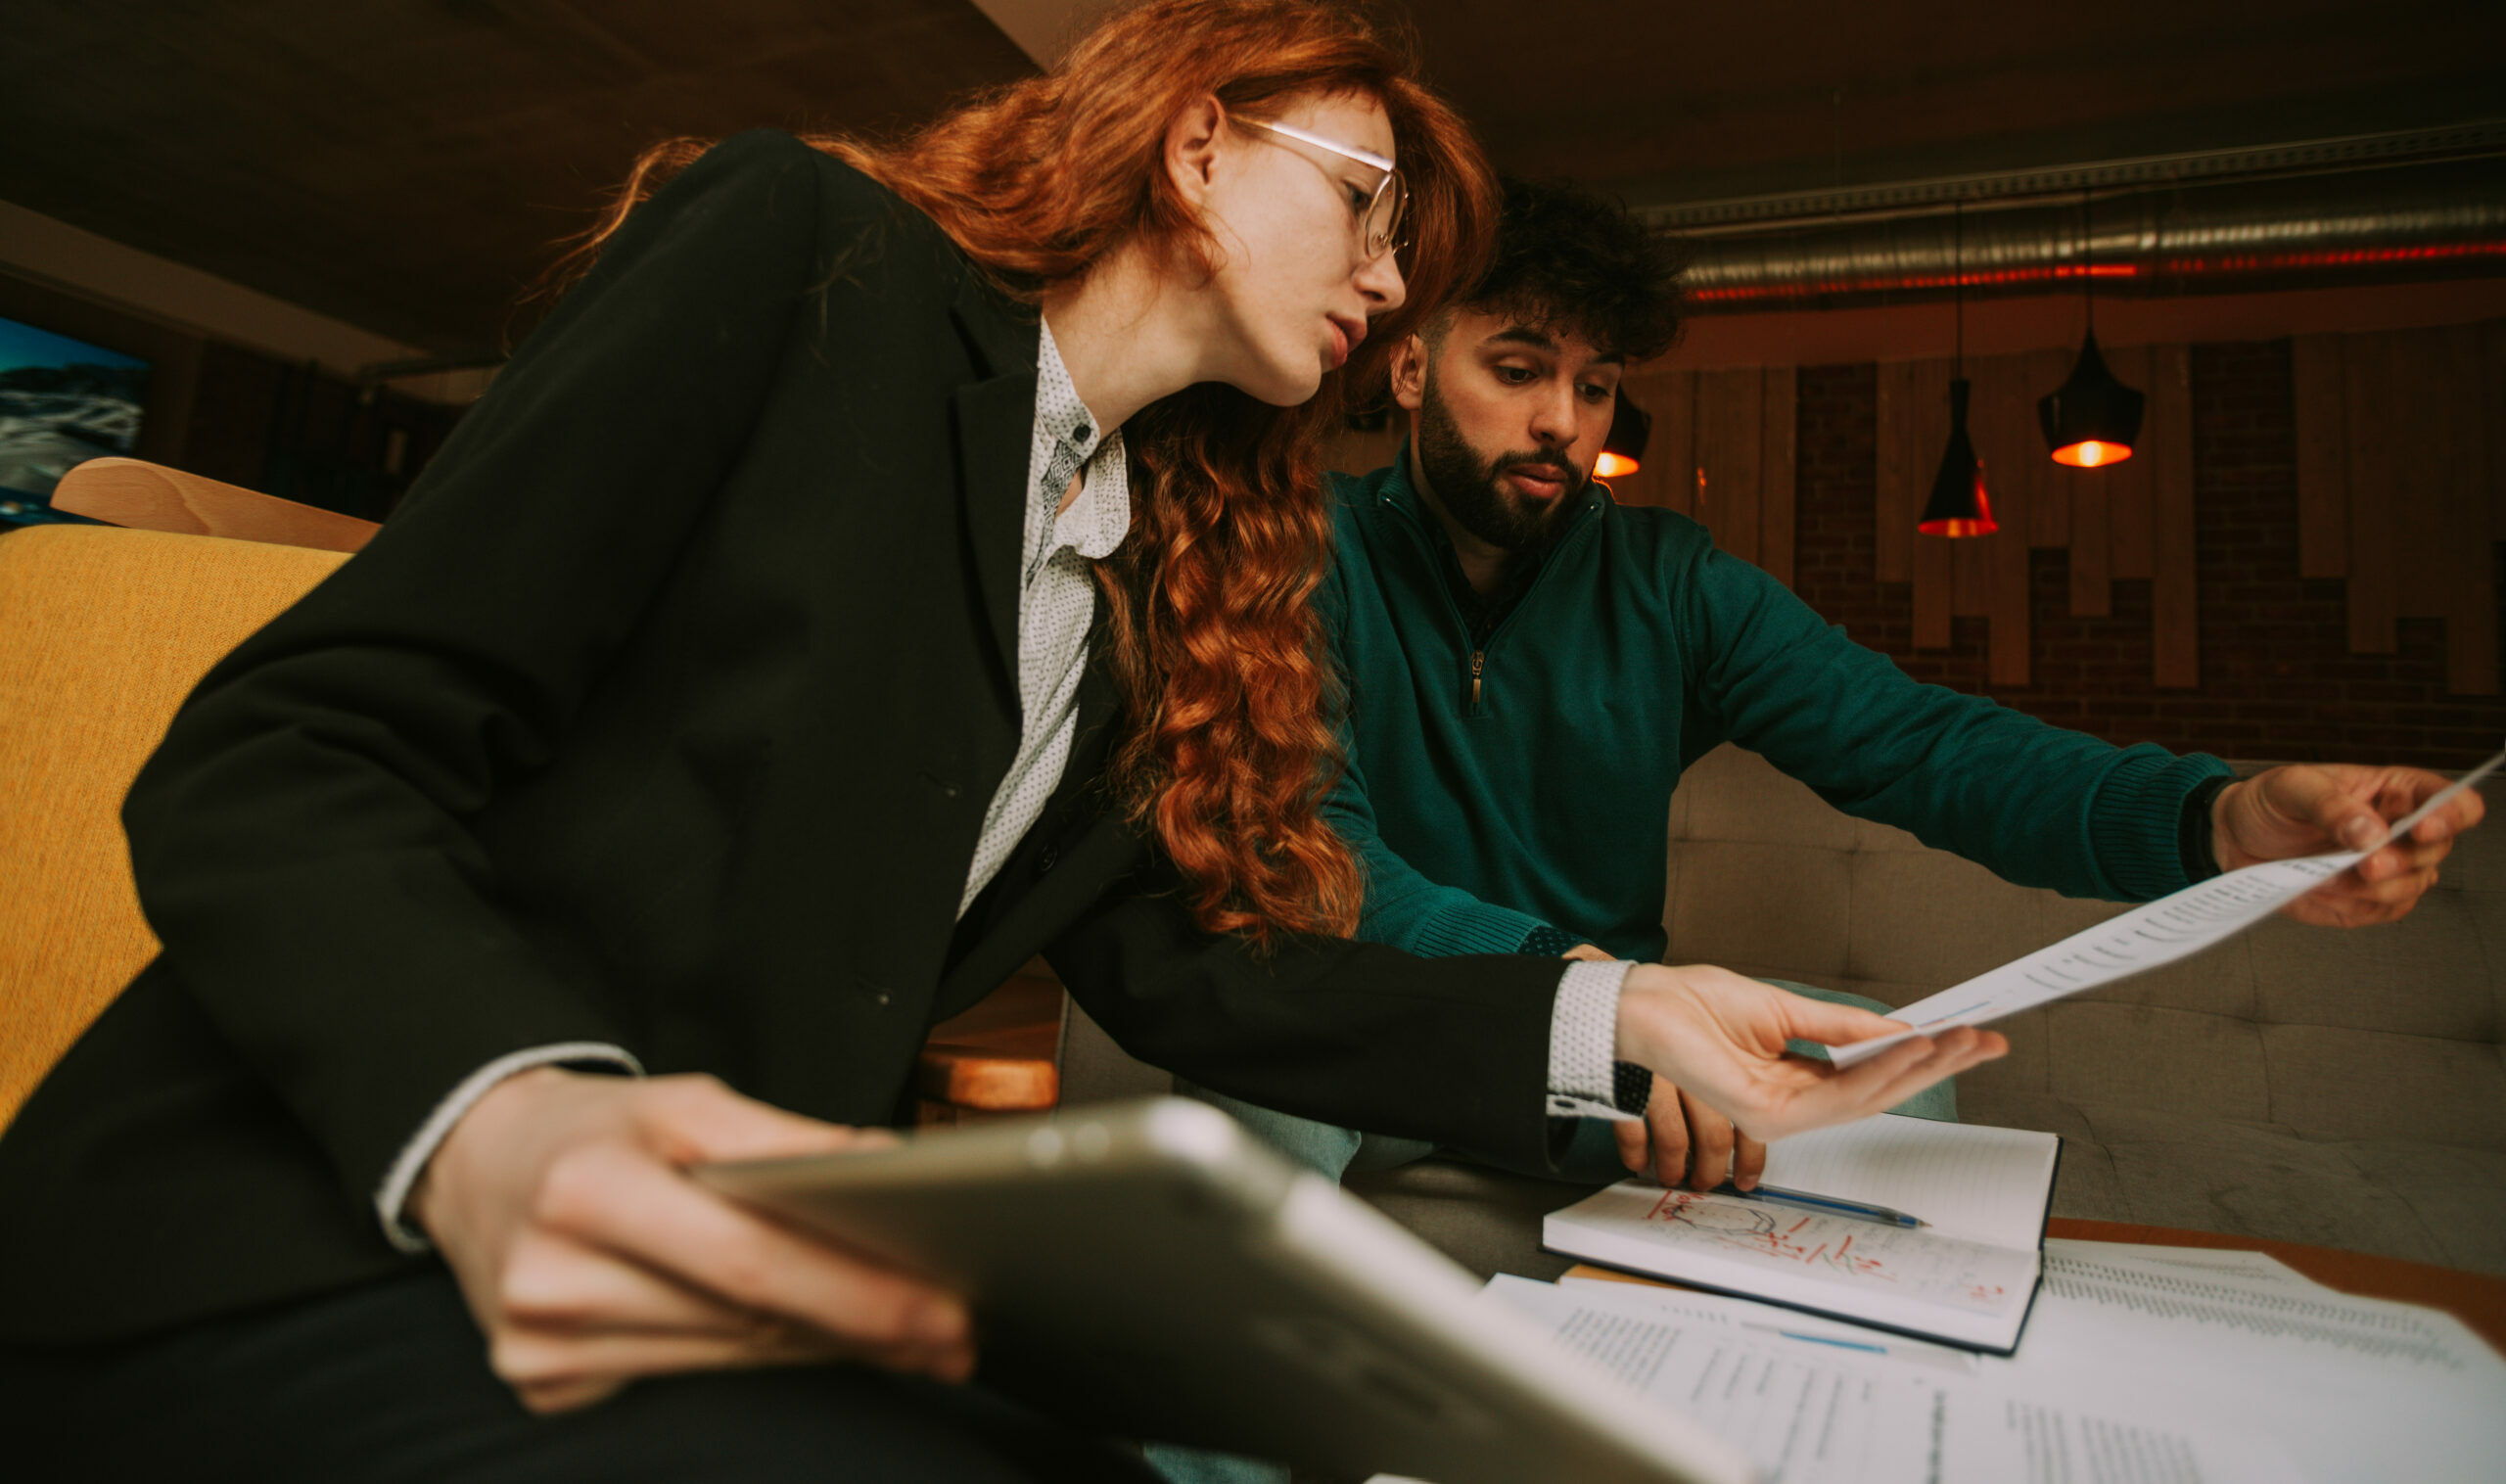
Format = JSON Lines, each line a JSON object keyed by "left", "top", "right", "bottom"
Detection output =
{"left": 0, "top": 314, "right": 150, "bottom": 527}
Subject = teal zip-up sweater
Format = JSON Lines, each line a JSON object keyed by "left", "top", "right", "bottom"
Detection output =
{"left": 1320, "top": 456, "right": 2235, "bottom": 963}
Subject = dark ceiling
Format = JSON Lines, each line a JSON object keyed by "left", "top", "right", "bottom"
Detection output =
{"left": 6, "top": 1, "right": 2501, "bottom": 356}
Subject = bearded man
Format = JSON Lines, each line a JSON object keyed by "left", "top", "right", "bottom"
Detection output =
{"left": 1182, "top": 176, "right": 2482, "bottom": 1201}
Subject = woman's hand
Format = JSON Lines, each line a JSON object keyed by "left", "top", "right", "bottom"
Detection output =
{"left": 411, "top": 1067, "right": 973, "bottom": 1414}
{"left": 1612, "top": 1079, "right": 1767, "bottom": 1193}
{"left": 1613, "top": 964, "right": 2003, "bottom": 1143}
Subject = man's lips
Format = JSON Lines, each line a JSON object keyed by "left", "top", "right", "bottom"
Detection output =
{"left": 1503, "top": 464, "right": 1571, "bottom": 500}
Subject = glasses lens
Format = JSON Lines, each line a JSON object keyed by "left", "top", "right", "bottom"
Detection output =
{"left": 1368, "top": 171, "right": 1411, "bottom": 257}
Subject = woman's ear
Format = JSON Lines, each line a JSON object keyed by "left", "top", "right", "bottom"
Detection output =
{"left": 1163, "top": 92, "right": 1227, "bottom": 207}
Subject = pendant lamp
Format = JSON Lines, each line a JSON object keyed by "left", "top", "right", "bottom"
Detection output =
{"left": 2038, "top": 189, "right": 2143, "bottom": 467}
{"left": 1919, "top": 202, "right": 1997, "bottom": 537}
{"left": 1596, "top": 389, "right": 1649, "bottom": 479}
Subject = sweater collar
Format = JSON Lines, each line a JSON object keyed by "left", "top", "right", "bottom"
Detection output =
{"left": 1373, "top": 446, "right": 1602, "bottom": 640}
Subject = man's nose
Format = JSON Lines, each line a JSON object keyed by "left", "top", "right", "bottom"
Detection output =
{"left": 1528, "top": 381, "right": 1581, "bottom": 447}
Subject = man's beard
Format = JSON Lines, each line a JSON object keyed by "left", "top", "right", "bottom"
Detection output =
{"left": 1412, "top": 374, "right": 1589, "bottom": 553}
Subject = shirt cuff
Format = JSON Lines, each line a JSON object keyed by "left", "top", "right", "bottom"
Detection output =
{"left": 373, "top": 1042, "right": 643, "bottom": 1254}
{"left": 1545, "top": 957, "right": 1639, "bottom": 1123}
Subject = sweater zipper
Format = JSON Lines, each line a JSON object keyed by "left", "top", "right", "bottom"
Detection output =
{"left": 1383, "top": 492, "right": 1598, "bottom": 718}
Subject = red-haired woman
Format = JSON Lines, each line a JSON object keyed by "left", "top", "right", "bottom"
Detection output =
{"left": 0, "top": 2, "right": 1989, "bottom": 1477}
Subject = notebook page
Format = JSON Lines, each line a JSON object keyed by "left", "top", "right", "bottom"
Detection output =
{"left": 1758, "top": 1115, "right": 2058, "bottom": 1248}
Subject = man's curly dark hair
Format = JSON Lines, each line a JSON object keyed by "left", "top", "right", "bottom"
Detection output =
{"left": 1445, "top": 175, "right": 1690, "bottom": 363}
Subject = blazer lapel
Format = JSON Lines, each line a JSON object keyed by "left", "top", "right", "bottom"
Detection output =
{"left": 948, "top": 274, "right": 1042, "bottom": 693}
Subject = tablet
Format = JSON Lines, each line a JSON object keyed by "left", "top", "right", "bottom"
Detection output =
{"left": 696, "top": 1096, "right": 1749, "bottom": 1484}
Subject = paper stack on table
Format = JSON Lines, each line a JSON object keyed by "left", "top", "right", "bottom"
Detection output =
{"left": 1374, "top": 1243, "right": 2506, "bottom": 1484}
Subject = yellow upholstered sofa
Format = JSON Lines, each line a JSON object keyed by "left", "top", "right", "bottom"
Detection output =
{"left": 0, "top": 523, "right": 348, "bottom": 1131}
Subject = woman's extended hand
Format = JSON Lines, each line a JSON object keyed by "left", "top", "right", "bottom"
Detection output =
{"left": 1613, "top": 964, "right": 2004, "bottom": 1143}
{"left": 411, "top": 1067, "right": 973, "bottom": 1414}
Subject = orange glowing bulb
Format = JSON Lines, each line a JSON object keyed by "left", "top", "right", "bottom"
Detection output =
{"left": 2053, "top": 440, "right": 2135, "bottom": 469}
{"left": 1596, "top": 451, "right": 1640, "bottom": 478}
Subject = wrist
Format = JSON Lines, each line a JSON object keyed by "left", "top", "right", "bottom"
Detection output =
{"left": 1612, "top": 962, "right": 1679, "bottom": 1063}
{"left": 411, "top": 1064, "right": 575, "bottom": 1234}
{"left": 2201, "top": 775, "right": 2243, "bottom": 874}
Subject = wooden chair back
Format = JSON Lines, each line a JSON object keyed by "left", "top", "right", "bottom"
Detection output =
{"left": 51, "top": 456, "right": 380, "bottom": 554}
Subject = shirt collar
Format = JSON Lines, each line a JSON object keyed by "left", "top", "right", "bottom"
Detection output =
{"left": 1033, "top": 319, "right": 1130, "bottom": 563}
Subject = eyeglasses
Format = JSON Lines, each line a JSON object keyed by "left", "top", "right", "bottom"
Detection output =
{"left": 1236, "top": 116, "right": 1411, "bottom": 260}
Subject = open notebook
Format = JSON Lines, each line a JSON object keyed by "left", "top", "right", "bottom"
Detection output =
{"left": 1542, "top": 1114, "right": 2061, "bottom": 1353}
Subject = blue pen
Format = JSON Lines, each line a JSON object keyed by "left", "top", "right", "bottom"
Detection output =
{"left": 1713, "top": 1181, "right": 1926, "bottom": 1229}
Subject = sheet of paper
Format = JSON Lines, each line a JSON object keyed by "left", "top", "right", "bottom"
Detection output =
{"left": 1463, "top": 1275, "right": 2289, "bottom": 1484}
{"left": 1553, "top": 1182, "right": 2039, "bottom": 1322}
{"left": 2029, "top": 1243, "right": 2498, "bottom": 1374}
{"left": 2040, "top": 1237, "right": 2324, "bottom": 1293}
{"left": 1990, "top": 1242, "right": 2506, "bottom": 1483}
{"left": 1830, "top": 746, "right": 2503, "bottom": 1068}
{"left": 1758, "top": 1116, "right": 2057, "bottom": 1248}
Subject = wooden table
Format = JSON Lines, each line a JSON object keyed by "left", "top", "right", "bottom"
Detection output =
{"left": 1573, "top": 1216, "right": 2506, "bottom": 1358}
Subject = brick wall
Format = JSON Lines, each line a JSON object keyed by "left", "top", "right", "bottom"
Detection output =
{"left": 1791, "top": 343, "right": 2505, "bottom": 770}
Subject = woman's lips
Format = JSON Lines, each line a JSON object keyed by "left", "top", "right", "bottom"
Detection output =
{"left": 1325, "top": 314, "right": 1365, "bottom": 368}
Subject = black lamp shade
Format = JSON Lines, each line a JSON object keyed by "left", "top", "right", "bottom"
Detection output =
{"left": 1596, "top": 390, "right": 1650, "bottom": 479}
{"left": 2037, "top": 329, "right": 2145, "bottom": 468}
{"left": 1919, "top": 378, "right": 1998, "bottom": 537}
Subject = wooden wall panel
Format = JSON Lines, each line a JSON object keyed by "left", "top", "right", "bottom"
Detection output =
{"left": 1913, "top": 515, "right": 1955, "bottom": 648}
{"left": 1696, "top": 368, "right": 1763, "bottom": 565}
{"left": 2025, "top": 348, "right": 2072, "bottom": 546}
{"left": 2342, "top": 332, "right": 2400, "bottom": 653}
{"left": 1660, "top": 370, "right": 1697, "bottom": 518}
{"left": 2291, "top": 334, "right": 2348, "bottom": 579}
{"left": 2065, "top": 462, "right": 2112, "bottom": 617}
{"left": 1760, "top": 366, "right": 1797, "bottom": 587}
{"left": 1874, "top": 360, "right": 1942, "bottom": 583}
{"left": 2397, "top": 326, "right": 2497, "bottom": 695}
{"left": 2103, "top": 345, "right": 2156, "bottom": 581}
{"left": 1614, "top": 369, "right": 1692, "bottom": 513}
{"left": 2146, "top": 345, "right": 2200, "bottom": 688}
{"left": 2484, "top": 321, "right": 2506, "bottom": 543}
{"left": 1971, "top": 354, "right": 2036, "bottom": 687}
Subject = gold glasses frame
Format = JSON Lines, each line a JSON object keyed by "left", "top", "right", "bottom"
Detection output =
{"left": 1235, "top": 116, "right": 1411, "bottom": 260}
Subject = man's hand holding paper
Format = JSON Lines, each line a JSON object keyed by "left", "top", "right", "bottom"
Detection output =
{"left": 1829, "top": 747, "right": 2500, "bottom": 1068}
{"left": 2214, "top": 761, "right": 2488, "bottom": 926}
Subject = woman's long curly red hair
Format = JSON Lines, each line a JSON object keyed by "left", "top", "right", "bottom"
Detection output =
{"left": 571, "top": 1, "right": 1496, "bottom": 945}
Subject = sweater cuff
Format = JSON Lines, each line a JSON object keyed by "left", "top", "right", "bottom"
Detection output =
{"left": 1410, "top": 899, "right": 1555, "bottom": 957}
{"left": 1545, "top": 958, "right": 1640, "bottom": 1123}
{"left": 2085, "top": 746, "right": 2238, "bottom": 901}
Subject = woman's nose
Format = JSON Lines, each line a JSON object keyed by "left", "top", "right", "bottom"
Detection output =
{"left": 1357, "top": 247, "right": 1406, "bottom": 314}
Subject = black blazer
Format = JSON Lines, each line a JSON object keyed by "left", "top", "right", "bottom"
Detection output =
{"left": 0, "top": 132, "right": 1563, "bottom": 1345}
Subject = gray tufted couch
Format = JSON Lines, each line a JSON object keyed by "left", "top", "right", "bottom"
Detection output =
{"left": 1062, "top": 744, "right": 2505, "bottom": 1281}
